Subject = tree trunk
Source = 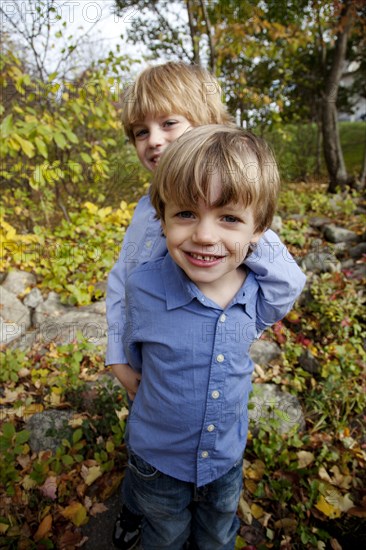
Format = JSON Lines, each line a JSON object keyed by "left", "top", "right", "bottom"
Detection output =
{"left": 322, "top": 1, "right": 354, "bottom": 193}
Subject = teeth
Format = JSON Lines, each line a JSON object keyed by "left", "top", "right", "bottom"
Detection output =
{"left": 190, "top": 253, "right": 218, "bottom": 261}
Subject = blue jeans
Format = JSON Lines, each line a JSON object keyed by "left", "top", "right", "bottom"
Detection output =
{"left": 127, "top": 450, "right": 242, "bottom": 550}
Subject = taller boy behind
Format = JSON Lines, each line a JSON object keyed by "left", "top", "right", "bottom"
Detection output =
{"left": 123, "top": 125, "right": 306, "bottom": 550}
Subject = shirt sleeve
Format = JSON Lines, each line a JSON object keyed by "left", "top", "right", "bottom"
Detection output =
{"left": 244, "top": 229, "right": 306, "bottom": 332}
{"left": 105, "top": 222, "right": 136, "bottom": 365}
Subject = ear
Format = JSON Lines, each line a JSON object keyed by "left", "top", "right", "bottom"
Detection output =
{"left": 251, "top": 230, "right": 264, "bottom": 245}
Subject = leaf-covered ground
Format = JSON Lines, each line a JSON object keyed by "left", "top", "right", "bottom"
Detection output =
{"left": 0, "top": 183, "right": 365, "bottom": 549}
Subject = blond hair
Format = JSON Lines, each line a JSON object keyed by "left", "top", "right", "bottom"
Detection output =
{"left": 122, "top": 62, "right": 234, "bottom": 143}
{"left": 150, "top": 125, "right": 280, "bottom": 233}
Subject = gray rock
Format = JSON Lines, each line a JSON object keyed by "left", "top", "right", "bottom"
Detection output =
{"left": 301, "top": 251, "right": 340, "bottom": 273}
{"left": 299, "top": 349, "right": 321, "bottom": 374}
{"left": 323, "top": 225, "right": 358, "bottom": 244}
{"left": 349, "top": 242, "right": 366, "bottom": 259}
{"left": 250, "top": 340, "right": 281, "bottom": 366}
{"left": 2, "top": 269, "right": 37, "bottom": 296}
{"left": 35, "top": 309, "right": 107, "bottom": 346}
{"left": 0, "top": 317, "right": 24, "bottom": 345}
{"left": 10, "top": 329, "right": 38, "bottom": 351}
{"left": 0, "top": 286, "right": 31, "bottom": 343}
{"left": 23, "top": 287, "right": 43, "bottom": 308}
{"left": 309, "top": 217, "right": 332, "bottom": 228}
{"left": 270, "top": 215, "right": 282, "bottom": 233}
{"left": 249, "top": 383, "right": 305, "bottom": 434}
{"left": 26, "top": 409, "right": 74, "bottom": 452}
{"left": 33, "top": 291, "right": 69, "bottom": 324}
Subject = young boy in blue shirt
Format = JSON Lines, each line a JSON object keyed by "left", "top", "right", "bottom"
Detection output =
{"left": 108, "top": 62, "right": 304, "bottom": 549}
{"left": 122, "top": 125, "right": 306, "bottom": 550}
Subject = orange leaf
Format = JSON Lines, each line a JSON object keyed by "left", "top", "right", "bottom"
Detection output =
{"left": 34, "top": 514, "right": 52, "bottom": 541}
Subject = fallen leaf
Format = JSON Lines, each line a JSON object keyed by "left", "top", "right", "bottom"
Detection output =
{"left": 0, "top": 523, "right": 9, "bottom": 534}
{"left": 34, "top": 514, "right": 52, "bottom": 541}
{"left": 81, "top": 464, "right": 102, "bottom": 486}
{"left": 250, "top": 503, "right": 264, "bottom": 519}
{"left": 244, "top": 459, "right": 265, "bottom": 481}
{"left": 347, "top": 506, "right": 366, "bottom": 518}
{"left": 40, "top": 476, "right": 58, "bottom": 500}
{"left": 60, "top": 502, "right": 88, "bottom": 526}
{"left": 274, "top": 518, "right": 297, "bottom": 533}
{"left": 244, "top": 479, "right": 257, "bottom": 494}
{"left": 297, "top": 450, "right": 315, "bottom": 468}
{"left": 315, "top": 495, "right": 340, "bottom": 519}
{"left": 238, "top": 493, "right": 252, "bottom": 524}
{"left": 90, "top": 502, "right": 108, "bottom": 516}
{"left": 329, "top": 538, "right": 343, "bottom": 550}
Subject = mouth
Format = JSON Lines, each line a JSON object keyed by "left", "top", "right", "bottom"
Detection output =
{"left": 149, "top": 154, "right": 161, "bottom": 166}
{"left": 185, "top": 251, "right": 225, "bottom": 266}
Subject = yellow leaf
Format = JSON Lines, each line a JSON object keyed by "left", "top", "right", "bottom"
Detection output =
{"left": 244, "top": 459, "right": 265, "bottom": 480}
{"left": 297, "top": 450, "right": 315, "bottom": 468}
{"left": 251, "top": 503, "right": 265, "bottom": 519}
{"left": 315, "top": 495, "right": 340, "bottom": 519}
{"left": 22, "top": 403, "right": 44, "bottom": 419}
{"left": 22, "top": 475, "right": 38, "bottom": 490}
{"left": 0, "top": 523, "right": 9, "bottom": 534}
{"left": 34, "top": 514, "right": 52, "bottom": 541}
{"left": 244, "top": 479, "right": 257, "bottom": 494}
{"left": 81, "top": 465, "right": 102, "bottom": 486}
{"left": 60, "top": 502, "right": 88, "bottom": 526}
{"left": 84, "top": 201, "right": 98, "bottom": 213}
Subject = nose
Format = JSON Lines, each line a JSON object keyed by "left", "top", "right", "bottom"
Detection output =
{"left": 147, "top": 126, "right": 164, "bottom": 148}
{"left": 192, "top": 218, "right": 218, "bottom": 246}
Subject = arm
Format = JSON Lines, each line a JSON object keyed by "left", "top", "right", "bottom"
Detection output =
{"left": 111, "top": 363, "right": 141, "bottom": 401}
{"left": 106, "top": 195, "right": 167, "bottom": 365}
{"left": 244, "top": 229, "right": 306, "bottom": 331}
{"left": 106, "top": 223, "right": 137, "bottom": 365}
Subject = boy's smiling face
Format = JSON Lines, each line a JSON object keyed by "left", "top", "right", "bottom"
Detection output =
{"left": 161, "top": 174, "right": 263, "bottom": 302}
{"left": 132, "top": 114, "right": 192, "bottom": 172}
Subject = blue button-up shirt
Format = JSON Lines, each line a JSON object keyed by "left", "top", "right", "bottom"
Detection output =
{"left": 124, "top": 253, "right": 305, "bottom": 487}
{"left": 106, "top": 193, "right": 305, "bottom": 366}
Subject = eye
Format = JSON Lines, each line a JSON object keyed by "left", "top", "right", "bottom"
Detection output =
{"left": 134, "top": 128, "right": 148, "bottom": 139}
{"left": 222, "top": 215, "right": 239, "bottom": 223}
{"left": 163, "top": 119, "right": 178, "bottom": 128}
{"left": 177, "top": 210, "right": 195, "bottom": 219}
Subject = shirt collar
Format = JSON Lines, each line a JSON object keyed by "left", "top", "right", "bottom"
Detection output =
{"left": 162, "top": 254, "right": 197, "bottom": 310}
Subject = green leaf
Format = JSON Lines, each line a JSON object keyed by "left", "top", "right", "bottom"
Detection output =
{"left": 14, "top": 135, "right": 35, "bottom": 158}
{"left": 1, "top": 423, "right": 15, "bottom": 439}
{"left": 35, "top": 137, "right": 48, "bottom": 158}
{"left": 80, "top": 152, "right": 92, "bottom": 163}
{"left": 54, "top": 132, "right": 67, "bottom": 149}
{"left": 15, "top": 430, "right": 30, "bottom": 445}
{"left": 62, "top": 455, "right": 74, "bottom": 466}
{"left": 72, "top": 428, "right": 83, "bottom": 444}
{"left": 1, "top": 114, "right": 13, "bottom": 137}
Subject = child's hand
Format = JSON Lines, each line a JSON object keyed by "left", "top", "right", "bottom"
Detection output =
{"left": 111, "top": 363, "right": 141, "bottom": 401}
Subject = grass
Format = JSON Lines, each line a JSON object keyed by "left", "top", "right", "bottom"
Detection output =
{"left": 263, "top": 121, "right": 365, "bottom": 182}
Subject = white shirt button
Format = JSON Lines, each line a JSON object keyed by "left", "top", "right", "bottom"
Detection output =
{"left": 207, "top": 424, "right": 215, "bottom": 432}
{"left": 201, "top": 451, "right": 209, "bottom": 458}
{"left": 219, "top": 314, "right": 226, "bottom": 323}
{"left": 145, "top": 240, "right": 152, "bottom": 248}
{"left": 211, "top": 390, "right": 220, "bottom": 399}
{"left": 201, "top": 297, "right": 205, "bottom": 302}
{"left": 216, "top": 354, "right": 224, "bottom": 363}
